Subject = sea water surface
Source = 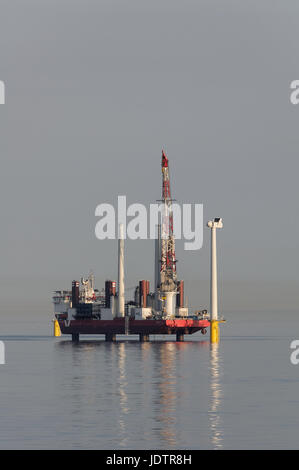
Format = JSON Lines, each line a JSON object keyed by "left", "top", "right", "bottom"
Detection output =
{"left": 0, "top": 309, "right": 298, "bottom": 449}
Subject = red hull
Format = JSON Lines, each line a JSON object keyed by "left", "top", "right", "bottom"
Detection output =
{"left": 58, "top": 317, "right": 210, "bottom": 336}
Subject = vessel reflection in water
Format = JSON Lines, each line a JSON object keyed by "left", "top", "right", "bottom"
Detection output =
{"left": 117, "top": 342, "right": 129, "bottom": 448}
{"left": 209, "top": 343, "right": 224, "bottom": 449}
{"left": 152, "top": 342, "right": 184, "bottom": 446}
{"left": 54, "top": 339, "right": 224, "bottom": 449}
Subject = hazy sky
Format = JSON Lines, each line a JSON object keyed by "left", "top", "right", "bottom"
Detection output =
{"left": 0, "top": 1, "right": 298, "bottom": 313}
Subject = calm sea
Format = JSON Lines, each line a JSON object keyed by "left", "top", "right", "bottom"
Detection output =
{"left": 0, "top": 309, "right": 298, "bottom": 449}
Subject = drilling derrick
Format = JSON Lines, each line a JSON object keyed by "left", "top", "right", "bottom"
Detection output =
{"left": 160, "top": 150, "right": 177, "bottom": 316}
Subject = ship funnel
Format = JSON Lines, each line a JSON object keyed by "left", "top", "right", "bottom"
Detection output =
{"left": 72, "top": 280, "right": 79, "bottom": 308}
{"left": 118, "top": 223, "right": 125, "bottom": 317}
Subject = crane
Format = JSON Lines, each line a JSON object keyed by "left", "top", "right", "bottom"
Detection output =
{"left": 159, "top": 150, "right": 178, "bottom": 316}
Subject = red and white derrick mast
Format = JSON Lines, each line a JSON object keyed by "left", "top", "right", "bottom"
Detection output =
{"left": 159, "top": 150, "right": 177, "bottom": 317}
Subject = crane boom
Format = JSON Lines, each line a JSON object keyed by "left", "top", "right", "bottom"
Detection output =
{"left": 160, "top": 150, "right": 177, "bottom": 292}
